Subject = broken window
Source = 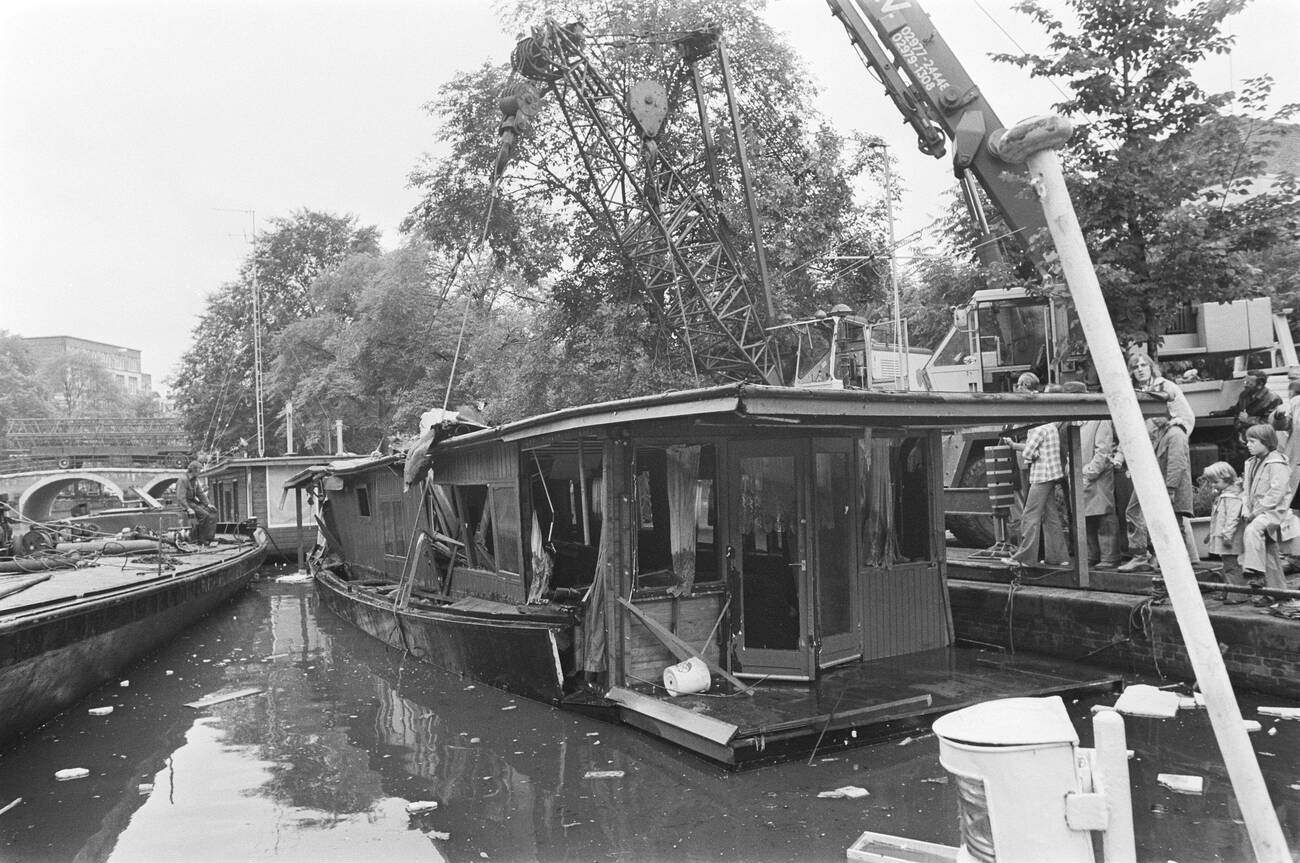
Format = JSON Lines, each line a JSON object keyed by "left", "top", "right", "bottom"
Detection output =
{"left": 634, "top": 444, "right": 718, "bottom": 591}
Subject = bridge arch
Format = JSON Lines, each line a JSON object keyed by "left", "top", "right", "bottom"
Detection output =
{"left": 18, "top": 473, "right": 126, "bottom": 523}
{"left": 143, "top": 476, "right": 180, "bottom": 500}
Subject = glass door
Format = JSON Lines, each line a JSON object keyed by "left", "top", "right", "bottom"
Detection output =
{"left": 812, "top": 440, "right": 861, "bottom": 666}
{"left": 730, "top": 441, "right": 813, "bottom": 680}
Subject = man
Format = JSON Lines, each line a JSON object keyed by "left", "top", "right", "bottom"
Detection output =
{"left": 176, "top": 460, "right": 217, "bottom": 545}
{"left": 1224, "top": 369, "right": 1282, "bottom": 440}
{"left": 1067, "top": 381, "right": 1120, "bottom": 568}
{"left": 1001, "top": 413, "right": 1069, "bottom": 568}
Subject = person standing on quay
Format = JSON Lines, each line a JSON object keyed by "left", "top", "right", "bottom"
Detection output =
{"left": 176, "top": 459, "right": 217, "bottom": 545}
{"left": 1002, "top": 406, "right": 1069, "bottom": 569}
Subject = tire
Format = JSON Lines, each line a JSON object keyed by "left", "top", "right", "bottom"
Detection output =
{"left": 945, "top": 456, "right": 1023, "bottom": 550}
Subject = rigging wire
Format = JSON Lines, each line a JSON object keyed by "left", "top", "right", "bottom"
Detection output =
{"left": 971, "top": 0, "right": 1071, "bottom": 102}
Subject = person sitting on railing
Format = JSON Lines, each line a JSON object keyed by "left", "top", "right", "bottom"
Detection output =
{"left": 176, "top": 460, "right": 217, "bottom": 546}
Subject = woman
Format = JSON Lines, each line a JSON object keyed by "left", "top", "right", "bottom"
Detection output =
{"left": 1240, "top": 423, "right": 1298, "bottom": 606}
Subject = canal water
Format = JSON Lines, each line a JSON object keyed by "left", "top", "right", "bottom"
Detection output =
{"left": 1, "top": 570, "right": 1298, "bottom": 863}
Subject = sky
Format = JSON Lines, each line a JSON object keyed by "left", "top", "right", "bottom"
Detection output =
{"left": 2, "top": 0, "right": 1297, "bottom": 395}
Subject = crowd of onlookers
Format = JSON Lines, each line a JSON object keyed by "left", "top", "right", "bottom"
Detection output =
{"left": 1000, "top": 355, "right": 1300, "bottom": 615}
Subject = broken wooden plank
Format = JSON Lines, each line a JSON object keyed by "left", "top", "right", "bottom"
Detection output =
{"left": 184, "top": 687, "right": 264, "bottom": 709}
{"left": 616, "top": 596, "right": 747, "bottom": 692}
{"left": 606, "top": 686, "right": 738, "bottom": 745}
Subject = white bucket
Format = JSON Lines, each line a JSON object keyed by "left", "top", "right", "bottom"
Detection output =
{"left": 662, "top": 657, "right": 710, "bottom": 696}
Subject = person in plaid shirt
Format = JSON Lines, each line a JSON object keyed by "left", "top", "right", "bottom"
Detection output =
{"left": 1003, "top": 419, "right": 1070, "bottom": 568}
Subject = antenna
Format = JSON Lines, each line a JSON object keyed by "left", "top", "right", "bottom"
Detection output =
{"left": 214, "top": 207, "right": 265, "bottom": 457}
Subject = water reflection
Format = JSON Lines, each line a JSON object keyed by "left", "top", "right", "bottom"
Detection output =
{"left": 0, "top": 575, "right": 1297, "bottom": 863}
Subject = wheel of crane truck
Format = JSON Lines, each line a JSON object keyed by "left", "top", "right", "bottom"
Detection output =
{"left": 945, "top": 456, "right": 1022, "bottom": 551}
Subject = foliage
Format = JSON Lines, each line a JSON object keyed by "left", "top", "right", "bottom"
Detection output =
{"left": 403, "top": 0, "right": 885, "bottom": 403}
{"left": 0, "top": 332, "right": 50, "bottom": 431}
{"left": 169, "top": 210, "right": 382, "bottom": 456}
{"left": 996, "top": 0, "right": 1300, "bottom": 351}
{"left": 900, "top": 253, "right": 992, "bottom": 351}
{"left": 38, "top": 352, "right": 125, "bottom": 417}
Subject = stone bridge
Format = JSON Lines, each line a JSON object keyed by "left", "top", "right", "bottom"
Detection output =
{"left": 0, "top": 467, "right": 184, "bottom": 522}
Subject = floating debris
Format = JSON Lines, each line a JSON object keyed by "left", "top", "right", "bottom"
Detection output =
{"left": 501, "top": 705, "right": 517, "bottom": 711}
{"left": 0, "top": 798, "right": 20, "bottom": 816}
{"left": 1243, "top": 720, "right": 1262, "bottom": 733}
{"left": 429, "top": 830, "right": 451, "bottom": 841}
{"left": 920, "top": 777, "right": 949, "bottom": 785}
{"left": 87, "top": 706, "right": 113, "bottom": 716}
{"left": 275, "top": 572, "right": 313, "bottom": 584}
{"left": 55, "top": 768, "right": 89, "bottom": 782}
{"left": 583, "top": 770, "right": 625, "bottom": 779}
{"left": 818, "top": 786, "right": 869, "bottom": 799}
{"left": 406, "top": 801, "right": 439, "bottom": 815}
{"left": 165, "top": 670, "right": 174, "bottom": 676}
{"left": 138, "top": 784, "right": 153, "bottom": 795}
{"left": 1157, "top": 774, "right": 1204, "bottom": 795}
{"left": 184, "top": 687, "right": 263, "bottom": 709}
{"left": 1259, "top": 706, "right": 1300, "bottom": 721}
{"left": 1114, "top": 684, "right": 1180, "bottom": 718}
{"left": 119, "top": 680, "right": 129, "bottom": 687}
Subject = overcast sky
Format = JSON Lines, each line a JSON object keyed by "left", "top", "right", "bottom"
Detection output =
{"left": 2, "top": 0, "right": 1296, "bottom": 395}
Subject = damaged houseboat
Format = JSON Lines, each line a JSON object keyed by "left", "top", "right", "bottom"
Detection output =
{"left": 290, "top": 383, "right": 1149, "bottom": 767}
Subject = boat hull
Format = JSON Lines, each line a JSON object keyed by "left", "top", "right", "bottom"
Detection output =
{"left": 0, "top": 535, "right": 266, "bottom": 746}
{"left": 314, "top": 570, "right": 571, "bottom": 704}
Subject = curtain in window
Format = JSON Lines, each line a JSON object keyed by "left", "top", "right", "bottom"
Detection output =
{"left": 666, "top": 444, "right": 701, "bottom": 594}
{"left": 860, "top": 432, "right": 899, "bottom": 566}
{"left": 580, "top": 485, "right": 612, "bottom": 674}
{"left": 526, "top": 511, "right": 553, "bottom": 604}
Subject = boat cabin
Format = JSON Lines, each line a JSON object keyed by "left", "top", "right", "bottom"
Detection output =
{"left": 205, "top": 454, "right": 327, "bottom": 563}
{"left": 298, "top": 384, "right": 1135, "bottom": 765}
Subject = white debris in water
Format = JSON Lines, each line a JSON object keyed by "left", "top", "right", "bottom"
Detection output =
{"left": 1114, "top": 684, "right": 1180, "bottom": 718}
{"left": 429, "top": 831, "right": 451, "bottom": 841}
{"left": 1243, "top": 720, "right": 1262, "bottom": 733}
{"left": 818, "top": 786, "right": 869, "bottom": 799}
{"left": 165, "top": 670, "right": 174, "bottom": 676}
{"left": 55, "top": 768, "right": 89, "bottom": 782}
{"left": 502, "top": 705, "right": 517, "bottom": 711}
{"left": 119, "top": 680, "right": 129, "bottom": 687}
{"left": 275, "top": 572, "right": 312, "bottom": 584}
{"left": 1268, "top": 727, "right": 1279, "bottom": 736}
{"left": 583, "top": 770, "right": 625, "bottom": 779}
{"left": 1157, "top": 774, "right": 1204, "bottom": 795}
{"left": 1259, "top": 706, "right": 1300, "bottom": 720}
{"left": 0, "top": 798, "right": 21, "bottom": 816}
{"left": 470, "top": 737, "right": 480, "bottom": 743}
{"left": 405, "top": 801, "right": 439, "bottom": 815}
{"left": 88, "top": 707, "right": 113, "bottom": 716}
{"left": 138, "top": 784, "right": 153, "bottom": 795}
{"left": 184, "top": 687, "right": 263, "bottom": 709}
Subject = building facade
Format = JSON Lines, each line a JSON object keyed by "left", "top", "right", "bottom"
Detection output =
{"left": 22, "top": 336, "right": 152, "bottom": 393}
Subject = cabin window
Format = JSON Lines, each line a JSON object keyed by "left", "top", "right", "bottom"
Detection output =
{"left": 859, "top": 432, "right": 932, "bottom": 565}
{"left": 456, "top": 484, "right": 495, "bottom": 570}
{"left": 633, "top": 444, "right": 718, "bottom": 591}
{"left": 526, "top": 448, "right": 602, "bottom": 591}
{"left": 381, "top": 498, "right": 405, "bottom": 557}
{"left": 356, "top": 484, "right": 372, "bottom": 518}
{"left": 490, "top": 483, "right": 522, "bottom": 575}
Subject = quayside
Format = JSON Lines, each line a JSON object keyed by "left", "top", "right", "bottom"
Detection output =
{"left": 292, "top": 383, "right": 1153, "bottom": 767}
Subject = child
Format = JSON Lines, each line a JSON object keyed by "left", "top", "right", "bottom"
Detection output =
{"left": 1202, "top": 461, "right": 1248, "bottom": 604}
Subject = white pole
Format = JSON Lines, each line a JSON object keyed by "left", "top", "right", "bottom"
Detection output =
{"left": 877, "top": 142, "right": 905, "bottom": 390}
{"left": 250, "top": 209, "right": 265, "bottom": 458}
{"left": 335, "top": 420, "right": 344, "bottom": 455}
{"left": 992, "top": 115, "right": 1290, "bottom": 863}
{"left": 1092, "top": 710, "right": 1135, "bottom": 863}
{"left": 285, "top": 401, "right": 295, "bottom": 454}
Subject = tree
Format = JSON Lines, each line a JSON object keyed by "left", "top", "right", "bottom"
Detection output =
{"left": 0, "top": 332, "right": 50, "bottom": 431}
{"left": 170, "top": 209, "right": 382, "bottom": 456}
{"left": 403, "top": 0, "right": 887, "bottom": 405}
{"left": 38, "top": 353, "right": 125, "bottom": 417}
{"left": 997, "top": 0, "right": 1300, "bottom": 352}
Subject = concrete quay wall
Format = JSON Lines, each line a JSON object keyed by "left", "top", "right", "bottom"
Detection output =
{"left": 949, "top": 580, "right": 1300, "bottom": 700}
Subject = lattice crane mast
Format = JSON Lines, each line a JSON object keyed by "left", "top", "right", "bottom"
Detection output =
{"left": 496, "top": 21, "right": 786, "bottom": 385}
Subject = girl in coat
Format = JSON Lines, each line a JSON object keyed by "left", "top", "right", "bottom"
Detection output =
{"left": 1202, "top": 461, "right": 1248, "bottom": 604}
{"left": 1240, "top": 423, "right": 1299, "bottom": 605}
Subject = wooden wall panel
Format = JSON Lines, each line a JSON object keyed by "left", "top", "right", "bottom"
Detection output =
{"left": 622, "top": 594, "right": 724, "bottom": 685}
{"left": 432, "top": 441, "right": 516, "bottom": 484}
{"left": 860, "top": 564, "right": 952, "bottom": 660}
{"left": 251, "top": 467, "right": 269, "bottom": 523}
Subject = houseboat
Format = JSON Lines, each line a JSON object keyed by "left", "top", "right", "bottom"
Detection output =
{"left": 204, "top": 454, "right": 326, "bottom": 564}
{"left": 291, "top": 384, "right": 1148, "bottom": 767}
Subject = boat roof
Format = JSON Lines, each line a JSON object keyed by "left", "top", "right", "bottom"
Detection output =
{"left": 283, "top": 383, "right": 1154, "bottom": 489}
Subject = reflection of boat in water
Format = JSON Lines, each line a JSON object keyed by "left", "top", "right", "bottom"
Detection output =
{"left": 295, "top": 384, "right": 1135, "bottom": 767}
{"left": 0, "top": 523, "right": 267, "bottom": 746}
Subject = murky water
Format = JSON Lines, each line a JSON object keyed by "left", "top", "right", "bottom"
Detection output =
{"left": 1, "top": 571, "right": 1298, "bottom": 862}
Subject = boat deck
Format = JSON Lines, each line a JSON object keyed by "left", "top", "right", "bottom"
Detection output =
{"left": 597, "top": 644, "right": 1123, "bottom": 767}
{"left": 0, "top": 540, "right": 259, "bottom": 620}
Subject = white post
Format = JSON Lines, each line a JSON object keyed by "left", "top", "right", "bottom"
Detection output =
{"left": 991, "top": 115, "right": 1290, "bottom": 862}
{"left": 1092, "top": 709, "right": 1135, "bottom": 863}
{"left": 335, "top": 420, "right": 344, "bottom": 455}
{"left": 285, "top": 401, "right": 295, "bottom": 454}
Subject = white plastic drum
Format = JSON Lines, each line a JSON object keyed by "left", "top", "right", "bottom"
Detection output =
{"left": 662, "top": 657, "right": 710, "bottom": 696}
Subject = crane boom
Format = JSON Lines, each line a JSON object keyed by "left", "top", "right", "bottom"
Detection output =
{"left": 826, "top": 0, "right": 1053, "bottom": 272}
